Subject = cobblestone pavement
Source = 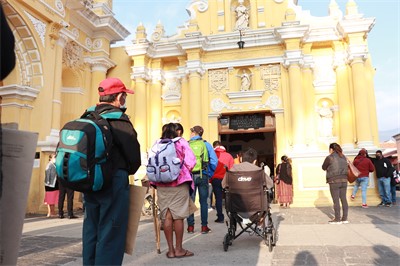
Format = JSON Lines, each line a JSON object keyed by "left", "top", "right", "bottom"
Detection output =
{"left": 17, "top": 198, "right": 400, "bottom": 266}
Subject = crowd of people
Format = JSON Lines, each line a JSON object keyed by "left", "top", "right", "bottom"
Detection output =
{"left": 41, "top": 77, "right": 398, "bottom": 265}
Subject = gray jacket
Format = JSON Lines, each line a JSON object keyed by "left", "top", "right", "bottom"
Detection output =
{"left": 322, "top": 152, "right": 348, "bottom": 183}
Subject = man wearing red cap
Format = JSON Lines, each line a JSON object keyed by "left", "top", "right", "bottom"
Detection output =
{"left": 82, "top": 78, "right": 141, "bottom": 265}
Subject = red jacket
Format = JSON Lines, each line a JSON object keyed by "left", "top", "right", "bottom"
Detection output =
{"left": 211, "top": 146, "right": 234, "bottom": 180}
{"left": 353, "top": 155, "right": 375, "bottom": 177}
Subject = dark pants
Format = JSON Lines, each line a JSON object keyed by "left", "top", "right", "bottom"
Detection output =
{"left": 58, "top": 182, "right": 74, "bottom": 216}
{"left": 329, "top": 182, "right": 348, "bottom": 221}
{"left": 211, "top": 178, "right": 224, "bottom": 221}
{"left": 187, "top": 173, "right": 209, "bottom": 226}
{"left": 82, "top": 169, "right": 129, "bottom": 265}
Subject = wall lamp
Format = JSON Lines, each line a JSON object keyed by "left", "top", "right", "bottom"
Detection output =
{"left": 237, "top": 30, "right": 245, "bottom": 49}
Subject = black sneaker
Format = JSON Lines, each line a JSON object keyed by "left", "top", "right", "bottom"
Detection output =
{"left": 377, "top": 202, "right": 385, "bottom": 207}
{"left": 214, "top": 219, "right": 224, "bottom": 223}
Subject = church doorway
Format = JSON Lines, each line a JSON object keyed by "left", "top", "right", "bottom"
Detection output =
{"left": 217, "top": 111, "right": 276, "bottom": 175}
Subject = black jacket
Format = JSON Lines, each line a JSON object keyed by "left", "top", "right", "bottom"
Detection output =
{"left": 95, "top": 104, "right": 141, "bottom": 175}
{"left": 374, "top": 157, "right": 392, "bottom": 178}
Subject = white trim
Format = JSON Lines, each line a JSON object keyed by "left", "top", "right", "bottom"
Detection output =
{"left": 0, "top": 84, "right": 40, "bottom": 101}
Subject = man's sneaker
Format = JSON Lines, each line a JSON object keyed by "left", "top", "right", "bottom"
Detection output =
{"left": 214, "top": 219, "right": 224, "bottom": 223}
{"left": 341, "top": 220, "right": 349, "bottom": 224}
{"left": 362, "top": 204, "right": 369, "bottom": 208}
{"left": 350, "top": 195, "right": 355, "bottom": 200}
{"left": 187, "top": 225, "right": 194, "bottom": 234}
{"left": 328, "top": 220, "right": 342, "bottom": 225}
{"left": 377, "top": 202, "right": 384, "bottom": 207}
{"left": 201, "top": 226, "right": 211, "bottom": 234}
{"left": 385, "top": 203, "right": 392, "bottom": 207}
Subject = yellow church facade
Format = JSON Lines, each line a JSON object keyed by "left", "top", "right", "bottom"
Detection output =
{"left": 1, "top": 0, "right": 381, "bottom": 213}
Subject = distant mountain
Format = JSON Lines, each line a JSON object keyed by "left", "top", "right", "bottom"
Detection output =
{"left": 379, "top": 129, "right": 399, "bottom": 142}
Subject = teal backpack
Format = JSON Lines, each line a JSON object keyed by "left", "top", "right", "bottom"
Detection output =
{"left": 55, "top": 106, "right": 122, "bottom": 193}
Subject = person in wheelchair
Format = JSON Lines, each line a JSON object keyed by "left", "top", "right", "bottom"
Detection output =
{"left": 221, "top": 148, "right": 276, "bottom": 251}
{"left": 222, "top": 148, "right": 273, "bottom": 196}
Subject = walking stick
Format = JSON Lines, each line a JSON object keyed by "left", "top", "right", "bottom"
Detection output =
{"left": 152, "top": 187, "right": 161, "bottom": 254}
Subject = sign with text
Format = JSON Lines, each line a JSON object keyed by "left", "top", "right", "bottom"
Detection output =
{"left": 229, "top": 113, "right": 265, "bottom": 130}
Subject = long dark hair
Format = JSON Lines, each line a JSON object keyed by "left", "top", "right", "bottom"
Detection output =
{"left": 329, "top": 143, "right": 344, "bottom": 157}
{"left": 161, "top": 123, "right": 178, "bottom": 139}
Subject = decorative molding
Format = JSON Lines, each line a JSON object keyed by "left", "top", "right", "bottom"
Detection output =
{"left": 283, "top": 50, "right": 304, "bottom": 67}
{"left": 24, "top": 11, "right": 46, "bottom": 47}
{"left": 346, "top": 44, "right": 368, "bottom": 63}
{"left": 0, "top": 102, "right": 34, "bottom": 110}
{"left": 84, "top": 56, "right": 116, "bottom": 72}
{"left": 0, "top": 84, "right": 40, "bottom": 101}
{"left": 39, "top": 0, "right": 65, "bottom": 17}
{"left": 185, "top": 60, "right": 205, "bottom": 75}
{"left": 226, "top": 90, "right": 265, "bottom": 105}
{"left": 204, "top": 56, "right": 284, "bottom": 70}
{"left": 61, "top": 87, "right": 85, "bottom": 94}
{"left": 186, "top": 0, "right": 209, "bottom": 20}
{"left": 131, "top": 66, "right": 151, "bottom": 81}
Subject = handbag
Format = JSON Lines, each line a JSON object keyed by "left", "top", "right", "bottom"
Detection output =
{"left": 347, "top": 159, "right": 360, "bottom": 183}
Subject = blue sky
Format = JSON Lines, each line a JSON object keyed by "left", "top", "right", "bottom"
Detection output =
{"left": 112, "top": 0, "right": 399, "bottom": 136}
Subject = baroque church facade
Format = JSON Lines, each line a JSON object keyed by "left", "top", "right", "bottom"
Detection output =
{"left": 1, "top": 0, "right": 380, "bottom": 213}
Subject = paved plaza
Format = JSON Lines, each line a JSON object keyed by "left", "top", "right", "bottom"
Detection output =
{"left": 17, "top": 195, "right": 400, "bottom": 266}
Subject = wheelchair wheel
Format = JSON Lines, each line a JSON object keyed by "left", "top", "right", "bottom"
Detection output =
{"left": 223, "top": 233, "right": 230, "bottom": 251}
{"left": 268, "top": 234, "right": 273, "bottom": 252}
{"left": 271, "top": 227, "right": 277, "bottom": 245}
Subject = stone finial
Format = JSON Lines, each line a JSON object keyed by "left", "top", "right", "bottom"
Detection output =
{"left": 152, "top": 20, "right": 165, "bottom": 42}
{"left": 329, "top": 0, "right": 342, "bottom": 19}
{"left": 345, "top": 0, "right": 359, "bottom": 16}
{"left": 135, "top": 22, "right": 147, "bottom": 42}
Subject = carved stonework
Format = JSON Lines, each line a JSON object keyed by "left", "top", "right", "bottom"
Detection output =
{"left": 162, "top": 78, "right": 181, "bottom": 102}
{"left": 210, "top": 98, "right": 240, "bottom": 112}
{"left": 55, "top": 0, "right": 65, "bottom": 16}
{"left": 93, "top": 39, "right": 103, "bottom": 49}
{"left": 266, "top": 95, "right": 281, "bottom": 109}
{"left": 24, "top": 11, "right": 46, "bottom": 47}
{"left": 209, "top": 69, "right": 228, "bottom": 94}
{"left": 85, "top": 37, "right": 92, "bottom": 49}
{"left": 260, "top": 64, "right": 281, "bottom": 94}
{"left": 72, "top": 28, "right": 79, "bottom": 39}
{"left": 63, "top": 41, "right": 84, "bottom": 69}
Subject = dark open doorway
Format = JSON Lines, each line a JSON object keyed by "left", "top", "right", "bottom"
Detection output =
{"left": 219, "top": 131, "right": 276, "bottom": 175}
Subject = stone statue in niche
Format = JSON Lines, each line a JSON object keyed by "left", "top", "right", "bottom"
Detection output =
{"left": 237, "top": 70, "right": 252, "bottom": 91}
{"left": 235, "top": 0, "right": 249, "bottom": 30}
{"left": 318, "top": 101, "right": 333, "bottom": 137}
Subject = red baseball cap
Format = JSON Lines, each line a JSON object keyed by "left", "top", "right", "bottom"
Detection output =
{"left": 98, "top": 78, "right": 134, "bottom": 96}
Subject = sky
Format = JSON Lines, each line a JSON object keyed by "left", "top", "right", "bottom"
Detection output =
{"left": 111, "top": 0, "right": 399, "bottom": 138}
